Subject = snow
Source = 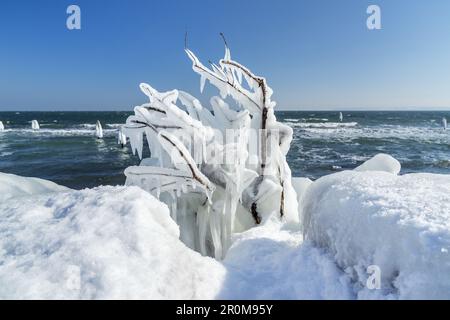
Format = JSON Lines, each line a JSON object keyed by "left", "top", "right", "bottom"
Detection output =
{"left": 0, "top": 179, "right": 225, "bottom": 299}
{"left": 219, "top": 219, "right": 353, "bottom": 299}
{"left": 0, "top": 172, "right": 68, "bottom": 202}
{"left": 302, "top": 170, "right": 450, "bottom": 299}
{"left": 0, "top": 174, "right": 352, "bottom": 299}
{"left": 354, "top": 153, "right": 401, "bottom": 175}
{"left": 2, "top": 151, "right": 450, "bottom": 299}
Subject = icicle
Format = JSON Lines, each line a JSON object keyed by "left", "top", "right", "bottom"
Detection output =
{"left": 171, "top": 199, "right": 178, "bottom": 223}
{"left": 200, "top": 75, "right": 206, "bottom": 93}
{"left": 121, "top": 45, "right": 297, "bottom": 258}
{"left": 209, "top": 206, "right": 223, "bottom": 259}
{"left": 236, "top": 69, "right": 243, "bottom": 84}
{"left": 128, "top": 130, "right": 144, "bottom": 159}
{"left": 197, "top": 204, "right": 210, "bottom": 256}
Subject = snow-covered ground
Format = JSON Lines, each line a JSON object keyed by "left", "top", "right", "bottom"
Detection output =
{"left": 302, "top": 170, "right": 450, "bottom": 299}
{"left": 1, "top": 153, "right": 449, "bottom": 299}
{"left": 0, "top": 172, "right": 68, "bottom": 202}
{"left": 0, "top": 184, "right": 225, "bottom": 299}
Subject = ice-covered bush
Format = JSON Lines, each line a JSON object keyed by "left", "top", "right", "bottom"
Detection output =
{"left": 123, "top": 38, "right": 297, "bottom": 258}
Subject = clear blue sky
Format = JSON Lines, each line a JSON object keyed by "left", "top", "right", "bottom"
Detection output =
{"left": 1, "top": 0, "right": 450, "bottom": 111}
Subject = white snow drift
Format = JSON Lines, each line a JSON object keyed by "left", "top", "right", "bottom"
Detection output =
{"left": 0, "top": 183, "right": 225, "bottom": 299}
{"left": 302, "top": 170, "right": 450, "bottom": 299}
{"left": 354, "top": 153, "right": 401, "bottom": 175}
{"left": 0, "top": 172, "right": 68, "bottom": 202}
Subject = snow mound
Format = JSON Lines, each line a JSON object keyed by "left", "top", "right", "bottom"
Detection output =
{"left": 0, "top": 172, "right": 68, "bottom": 202}
{"left": 302, "top": 170, "right": 450, "bottom": 299}
{"left": 0, "top": 185, "right": 225, "bottom": 299}
{"left": 219, "top": 220, "right": 353, "bottom": 299}
{"left": 354, "top": 153, "right": 401, "bottom": 175}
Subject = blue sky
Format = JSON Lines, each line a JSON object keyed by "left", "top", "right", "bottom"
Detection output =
{"left": 1, "top": 0, "right": 450, "bottom": 110}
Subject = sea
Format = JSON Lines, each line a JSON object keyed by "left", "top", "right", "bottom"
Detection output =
{"left": 0, "top": 111, "right": 449, "bottom": 189}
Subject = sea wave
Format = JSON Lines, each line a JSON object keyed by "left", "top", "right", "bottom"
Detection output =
{"left": 297, "top": 125, "right": 450, "bottom": 144}
{"left": 0, "top": 151, "right": 13, "bottom": 157}
{"left": 0, "top": 128, "right": 119, "bottom": 137}
{"left": 79, "top": 123, "right": 122, "bottom": 129}
{"left": 286, "top": 122, "right": 358, "bottom": 128}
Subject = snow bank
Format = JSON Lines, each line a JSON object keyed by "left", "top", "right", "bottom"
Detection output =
{"left": 219, "top": 219, "right": 353, "bottom": 299}
{"left": 302, "top": 170, "right": 450, "bottom": 299}
{"left": 354, "top": 153, "right": 401, "bottom": 175}
{"left": 0, "top": 184, "right": 225, "bottom": 299}
{"left": 0, "top": 172, "right": 68, "bottom": 202}
{"left": 0, "top": 173, "right": 353, "bottom": 300}
{"left": 3, "top": 164, "right": 450, "bottom": 299}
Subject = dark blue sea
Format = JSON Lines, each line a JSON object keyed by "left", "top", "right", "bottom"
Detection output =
{"left": 0, "top": 111, "right": 449, "bottom": 189}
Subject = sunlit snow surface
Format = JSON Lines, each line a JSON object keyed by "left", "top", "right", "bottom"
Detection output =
{"left": 1, "top": 154, "right": 450, "bottom": 299}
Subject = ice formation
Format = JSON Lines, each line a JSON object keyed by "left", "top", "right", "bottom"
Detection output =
{"left": 122, "top": 38, "right": 297, "bottom": 258}
{"left": 443, "top": 117, "right": 447, "bottom": 130}
{"left": 354, "top": 153, "right": 401, "bottom": 175}
{"left": 0, "top": 121, "right": 4, "bottom": 131}
{"left": 31, "top": 120, "right": 40, "bottom": 130}
{"left": 117, "top": 126, "right": 127, "bottom": 147}
{"left": 95, "top": 120, "right": 103, "bottom": 139}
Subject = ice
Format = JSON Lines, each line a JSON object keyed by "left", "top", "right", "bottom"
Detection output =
{"left": 301, "top": 169, "right": 450, "bottom": 299}
{"left": 95, "top": 120, "right": 103, "bottom": 139}
{"left": 122, "top": 43, "right": 297, "bottom": 258}
{"left": 31, "top": 120, "right": 40, "bottom": 130}
{"left": 291, "top": 177, "right": 313, "bottom": 220}
{"left": 354, "top": 153, "right": 401, "bottom": 175}
{"left": 117, "top": 126, "right": 127, "bottom": 147}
